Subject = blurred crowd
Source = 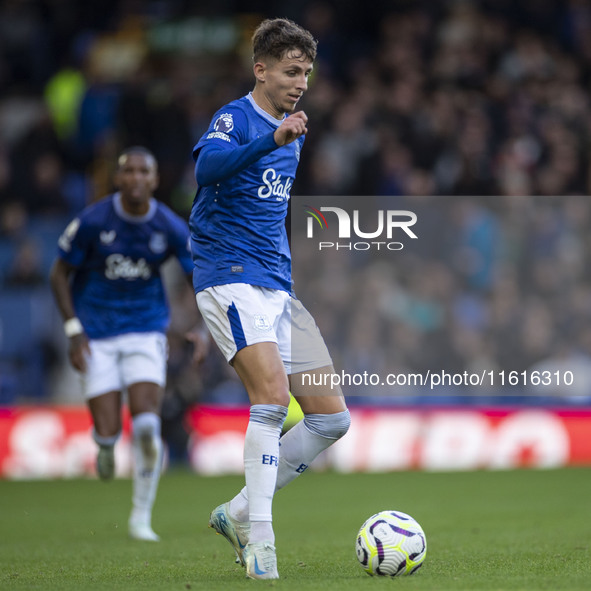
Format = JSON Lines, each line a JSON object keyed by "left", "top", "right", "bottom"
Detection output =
{"left": 1, "top": 0, "right": 591, "bottom": 407}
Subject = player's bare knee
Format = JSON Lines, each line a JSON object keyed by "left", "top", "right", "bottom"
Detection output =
{"left": 271, "top": 391, "right": 291, "bottom": 408}
{"left": 244, "top": 371, "right": 290, "bottom": 406}
{"left": 249, "top": 388, "right": 290, "bottom": 407}
{"left": 93, "top": 417, "right": 122, "bottom": 438}
{"left": 128, "top": 384, "right": 162, "bottom": 416}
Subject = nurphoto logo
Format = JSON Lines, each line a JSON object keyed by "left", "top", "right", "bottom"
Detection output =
{"left": 303, "top": 205, "right": 418, "bottom": 251}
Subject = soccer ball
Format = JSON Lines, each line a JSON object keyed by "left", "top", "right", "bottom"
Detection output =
{"left": 355, "top": 510, "right": 427, "bottom": 576}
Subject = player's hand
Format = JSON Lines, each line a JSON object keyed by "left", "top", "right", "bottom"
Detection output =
{"left": 185, "top": 325, "right": 211, "bottom": 365}
{"left": 68, "top": 333, "right": 91, "bottom": 372}
{"left": 274, "top": 111, "right": 308, "bottom": 146}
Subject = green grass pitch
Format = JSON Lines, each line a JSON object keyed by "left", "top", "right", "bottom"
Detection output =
{"left": 1, "top": 468, "right": 590, "bottom": 590}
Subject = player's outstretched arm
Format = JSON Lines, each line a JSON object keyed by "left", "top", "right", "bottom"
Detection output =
{"left": 273, "top": 111, "right": 308, "bottom": 146}
{"left": 195, "top": 111, "right": 308, "bottom": 186}
{"left": 195, "top": 133, "right": 277, "bottom": 187}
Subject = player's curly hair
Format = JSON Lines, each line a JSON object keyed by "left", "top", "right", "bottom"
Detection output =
{"left": 252, "top": 18, "right": 317, "bottom": 63}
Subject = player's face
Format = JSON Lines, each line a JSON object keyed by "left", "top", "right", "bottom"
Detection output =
{"left": 255, "top": 50, "right": 313, "bottom": 118}
{"left": 115, "top": 153, "right": 159, "bottom": 212}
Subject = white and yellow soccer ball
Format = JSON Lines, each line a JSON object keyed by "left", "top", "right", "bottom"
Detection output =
{"left": 355, "top": 510, "right": 427, "bottom": 576}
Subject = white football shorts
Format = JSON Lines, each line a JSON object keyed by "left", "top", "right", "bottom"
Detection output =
{"left": 80, "top": 332, "right": 168, "bottom": 399}
{"left": 196, "top": 283, "right": 333, "bottom": 374}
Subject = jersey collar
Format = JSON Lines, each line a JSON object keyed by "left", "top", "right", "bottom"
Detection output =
{"left": 246, "top": 92, "right": 286, "bottom": 127}
{"left": 113, "top": 192, "right": 157, "bottom": 223}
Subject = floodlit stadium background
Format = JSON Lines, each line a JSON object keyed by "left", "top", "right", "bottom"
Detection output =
{"left": 1, "top": 0, "right": 591, "bottom": 476}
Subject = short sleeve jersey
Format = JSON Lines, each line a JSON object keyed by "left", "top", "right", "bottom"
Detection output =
{"left": 57, "top": 193, "right": 193, "bottom": 339}
{"left": 190, "top": 93, "right": 304, "bottom": 293}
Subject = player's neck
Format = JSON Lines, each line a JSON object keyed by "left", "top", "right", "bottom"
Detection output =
{"left": 250, "top": 88, "right": 284, "bottom": 120}
{"left": 120, "top": 196, "right": 151, "bottom": 216}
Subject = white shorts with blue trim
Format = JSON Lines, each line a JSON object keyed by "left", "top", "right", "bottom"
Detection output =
{"left": 81, "top": 332, "right": 168, "bottom": 399}
{"left": 196, "top": 283, "right": 333, "bottom": 375}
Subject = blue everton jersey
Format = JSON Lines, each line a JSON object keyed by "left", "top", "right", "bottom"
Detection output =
{"left": 190, "top": 93, "right": 304, "bottom": 293}
{"left": 57, "top": 193, "right": 193, "bottom": 339}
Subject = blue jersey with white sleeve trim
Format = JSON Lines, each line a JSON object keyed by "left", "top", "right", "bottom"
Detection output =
{"left": 56, "top": 193, "right": 193, "bottom": 339}
{"left": 190, "top": 93, "right": 304, "bottom": 293}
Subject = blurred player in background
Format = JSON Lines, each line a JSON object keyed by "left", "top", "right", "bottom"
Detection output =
{"left": 50, "top": 146, "right": 207, "bottom": 541}
{"left": 190, "top": 18, "right": 350, "bottom": 579}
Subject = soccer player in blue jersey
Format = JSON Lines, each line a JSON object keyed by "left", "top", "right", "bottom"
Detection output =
{"left": 190, "top": 18, "right": 351, "bottom": 579}
{"left": 50, "top": 146, "right": 207, "bottom": 542}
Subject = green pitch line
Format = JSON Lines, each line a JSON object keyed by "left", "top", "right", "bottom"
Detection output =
{"left": 0, "top": 468, "right": 590, "bottom": 590}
